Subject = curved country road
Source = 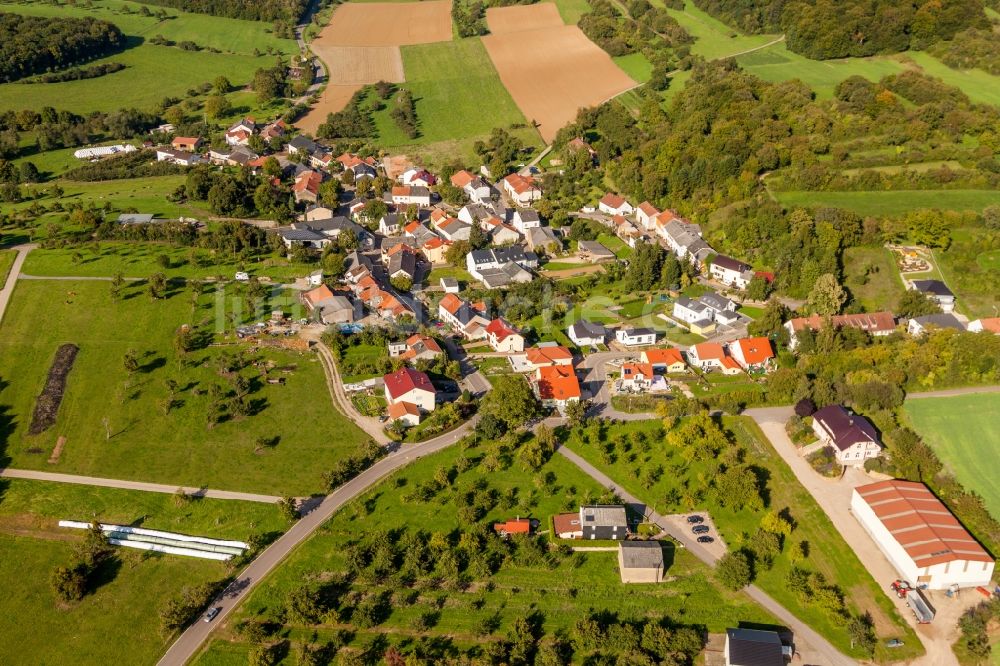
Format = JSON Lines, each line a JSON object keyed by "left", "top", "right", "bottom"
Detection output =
{"left": 158, "top": 418, "right": 478, "bottom": 666}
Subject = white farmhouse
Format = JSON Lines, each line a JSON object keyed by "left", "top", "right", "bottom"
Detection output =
{"left": 811, "top": 405, "right": 882, "bottom": 465}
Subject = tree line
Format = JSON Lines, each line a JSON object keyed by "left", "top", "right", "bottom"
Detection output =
{"left": 691, "top": 0, "right": 988, "bottom": 58}
{"left": 0, "top": 12, "right": 124, "bottom": 83}
{"left": 133, "top": 0, "right": 305, "bottom": 22}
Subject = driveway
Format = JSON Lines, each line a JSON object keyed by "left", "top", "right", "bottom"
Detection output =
{"left": 744, "top": 407, "right": 977, "bottom": 666}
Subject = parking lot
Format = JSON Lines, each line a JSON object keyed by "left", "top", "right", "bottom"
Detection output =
{"left": 662, "top": 511, "right": 729, "bottom": 562}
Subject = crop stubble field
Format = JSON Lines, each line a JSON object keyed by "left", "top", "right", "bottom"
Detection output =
{"left": 481, "top": 3, "right": 636, "bottom": 142}
{"left": 298, "top": 1, "right": 452, "bottom": 133}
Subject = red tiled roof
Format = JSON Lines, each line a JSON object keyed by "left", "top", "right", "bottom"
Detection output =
{"left": 642, "top": 348, "right": 684, "bottom": 366}
{"left": 387, "top": 401, "right": 420, "bottom": 419}
{"left": 392, "top": 186, "right": 411, "bottom": 197}
{"left": 503, "top": 173, "right": 539, "bottom": 195}
{"left": 600, "top": 193, "right": 626, "bottom": 208}
{"left": 383, "top": 367, "right": 435, "bottom": 400}
{"left": 974, "top": 318, "right": 1000, "bottom": 333}
{"left": 486, "top": 318, "right": 520, "bottom": 342}
{"left": 692, "top": 342, "right": 726, "bottom": 361}
{"left": 525, "top": 346, "right": 572, "bottom": 366}
{"left": 536, "top": 365, "right": 580, "bottom": 401}
{"left": 439, "top": 293, "right": 463, "bottom": 315}
{"left": 856, "top": 480, "right": 993, "bottom": 568}
{"left": 622, "top": 362, "right": 654, "bottom": 379}
{"left": 553, "top": 512, "right": 581, "bottom": 536}
{"left": 493, "top": 518, "right": 531, "bottom": 534}
{"left": 732, "top": 337, "right": 774, "bottom": 365}
{"left": 450, "top": 170, "right": 475, "bottom": 188}
{"left": 788, "top": 312, "right": 895, "bottom": 334}
{"left": 293, "top": 171, "right": 322, "bottom": 194}
{"left": 637, "top": 201, "right": 659, "bottom": 217}
{"left": 303, "top": 284, "right": 334, "bottom": 307}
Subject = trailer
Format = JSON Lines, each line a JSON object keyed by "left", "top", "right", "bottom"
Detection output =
{"left": 907, "top": 588, "right": 935, "bottom": 624}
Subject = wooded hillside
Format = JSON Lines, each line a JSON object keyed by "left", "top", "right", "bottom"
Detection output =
{"left": 0, "top": 13, "right": 124, "bottom": 83}
{"left": 692, "top": 0, "right": 988, "bottom": 58}
{"left": 134, "top": 0, "right": 306, "bottom": 22}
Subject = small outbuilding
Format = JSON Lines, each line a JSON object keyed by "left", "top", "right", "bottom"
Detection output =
{"left": 617, "top": 541, "right": 665, "bottom": 583}
{"left": 724, "top": 628, "right": 785, "bottom": 666}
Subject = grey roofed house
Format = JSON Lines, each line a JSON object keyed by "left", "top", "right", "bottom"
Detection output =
{"left": 579, "top": 505, "right": 628, "bottom": 540}
{"left": 344, "top": 250, "right": 374, "bottom": 274}
{"left": 227, "top": 146, "right": 257, "bottom": 166}
{"left": 909, "top": 313, "right": 965, "bottom": 332}
{"left": 479, "top": 262, "right": 533, "bottom": 289}
{"left": 387, "top": 250, "right": 417, "bottom": 279}
{"left": 528, "top": 226, "right": 560, "bottom": 250}
{"left": 440, "top": 277, "right": 460, "bottom": 293}
{"left": 675, "top": 296, "right": 709, "bottom": 315}
{"left": 618, "top": 541, "right": 665, "bottom": 583}
{"left": 117, "top": 213, "right": 156, "bottom": 224}
{"left": 381, "top": 236, "right": 418, "bottom": 253}
{"left": 725, "top": 628, "right": 784, "bottom": 666}
{"left": 712, "top": 254, "right": 750, "bottom": 273}
{"left": 569, "top": 319, "right": 608, "bottom": 343}
{"left": 279, "top": 227, "right": 327, "bottom": 243}
{"left": 315, "top": 294, "right": 358, "bottom": 324}
{"left": 496, "top": 245, "right": 539, "bottom": 269}
{"left": 699, "top": 291, "right": 737, "bottom": 313}
{"left": 812, "top": 405, "right": 879, "bottom": 452}
{"left": 293, "top": 216, "right": 365, "bottom": 238}
{"left": 577, "top": 239, "right": 616, "bottom": 262}
{"left": 288, "top": 135, "right": 319, "bottom": 154}
{"left": 910, "top": 279, "right": 954, "bottom": 297}
{"left": 514, "top": 208, "right": 541, "bottom": 225}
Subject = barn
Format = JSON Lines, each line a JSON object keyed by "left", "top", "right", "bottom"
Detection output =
{"left": 617, "top": 541, "right": 664, "bottom": 583}
{"left": 851, "top": 479, "right": 994, "bottom": 590}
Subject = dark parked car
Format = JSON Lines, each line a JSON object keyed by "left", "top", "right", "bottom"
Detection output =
{"left": 686, "top": 515, "right": 704, "bottom": 524}
{"left": 204, "top": 607, "right": 222, "bottom": 623}
{"left": 692, "top": 525, "right": 710, "bottom": 535}
{"left": 696, "top": 535, "right": 714, "bottom": 544}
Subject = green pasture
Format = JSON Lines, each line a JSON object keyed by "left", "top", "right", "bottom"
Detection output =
{"left": 773, "top": 190, "right": 1000, "bottom": 216}
{"left": 667, "top": 1, "right": 779, "bottom": 60}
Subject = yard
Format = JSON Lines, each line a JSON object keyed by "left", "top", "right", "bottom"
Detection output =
{"left": 564, "top": 417, "right": 921, "bottom": 661}
{"left": 0, "top": 479, "right": 285, "bottom": 666}
{"left": 904, "top": 393, "right": 1000, "bottom": 521}
{"left": 0, "top": 279, "right": 369, "bottom": 495}
{"left": 0, "top": 0, "right": 294, "bottom": 115}
{"left": 191, "top": 440, "right": 775, "bottom": 663}
{"left": 842, "top": 246, "right": 907, "bottom": 313}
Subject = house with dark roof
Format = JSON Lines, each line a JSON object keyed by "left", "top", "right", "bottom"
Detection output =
{"left": 907, "top": 313, "right": 965, "bottom": 336}
{"left": 618, "top": 541, "right": 665, "bottom": 583}
{"left": 908, "top": 279, "right": 955, "bottom": 312}
{"left": 724, "top": 628, "right": 785, "bottom": 666}
{"left": 579, "top": 505, "right": 628, "bottom": 540}
{"left": 710, "top": 254, "right": 754, "bottom": 289}
{"left": 567, "top": 319, "right": 608, "bottom": 347}
{"left": 577, "top": 240, "right": 616, "bottom": 263}
{"left": 287, "top": 135, "right": 319, "bottom": 155}
{"left": 852, "top": 479, "right": 995, "bottom": 589}
{"left": 277, "top": 227, "right": 332, "bottom": 250}
{"left": 614, "top": 327, "right": 657, "bottom": 347}
{"left": 811, "top": 405, "right": 881, "bottom": 465}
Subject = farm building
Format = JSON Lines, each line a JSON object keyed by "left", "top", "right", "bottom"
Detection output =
{"left": 615, "top": 327, "right": 657, "bottom": 347}
{"left": 618, "top": 541, "right": 665, "bottom": 583}
{"left": 724, "top": 628, "right": 785, "bottom": 666}
{"left": 74, "top": 144, "right": 137, "bottom": 159}
{"left": 851, "top": 480, "right": 995, "bottom": 590}
{"left": 908, "top": 279, "right": 955, "bottom": 312}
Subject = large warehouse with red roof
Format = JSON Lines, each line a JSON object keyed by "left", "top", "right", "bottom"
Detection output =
{"left": 851, "top": 479, "right": 994, "bottom": 590}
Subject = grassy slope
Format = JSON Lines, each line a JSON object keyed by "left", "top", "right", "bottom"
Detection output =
{"left": 905, "top": 52, "right": 1000, "bottom": 107}
{"left": 371, "top": 38, "right": 542, "bottom": 163}
{"left": 772, "top": 190, "right": 1000, "bottom": 216}
{"left": 565, "top": 417, "right": 921, "bottom": 661}
{"left": 904, "top": 394, "right": 1000, "bottom": 520}
{"left": 736, "top": 45, "right": 905, "bottom": 99}
{"left": 666, "top": 1, "right": 777, "bottom": 59}
{"left": 0, "top": 479, "right": 284, "bottom": 666}
{"left": 553, "top": 0, "right": 590, "bottom": 24}
{"left": 0, "top": 0, "right": 294, "bottom": 114}
{"left": 613, "top": 53, "right": 654, "bottom": 83}
{"left": 193, "top": 443, "right": 775, "bottom": 663}
{"left": 843, "top": 246, "right": 907, "bottom": 312}
{"left": 0, "top": 249, "right": 14, "bottom": 290}
{"left": 0, "top": 279, "right": 368, "bottom": 495}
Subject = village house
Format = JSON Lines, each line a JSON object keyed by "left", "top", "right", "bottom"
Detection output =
{"left": 403, "top": 220, "right": 439, "bottom": 247}
{"left": 388, "top": 334, "right": 442, "bottom": 362}
{"left": 641, "top": 348, "right": 686, "bottom": 373}
{"left": 502, "top": 173, "right": 542, "bottom": 206}
{"left": 301, "top": 285, "right": 357, "bottom": 324}
{"left": 598, "top": 193, "right": 633, "bottom": 216}
{"left": 287, "top": 135, "right": 319, "bottom": 156}
{"left": 438, "top": 293, "right": 491, "bottom": 340}
{"left": 672, "top": 297, "right": 717, "bottom": 335}
{"left": 567, "top": 136, "right": 597, "bottom": 162}
{"left": 812, "top": 404, "right": 882, "bottom": 465}
{"left": 527, "top": 227, "right": 560, "bottom": 253}
{"left": 383, "top": 367, "right": 437, "bottom": 412}
{"left": 378, "top": 213, "right": 404, "bottom": 236}
{"left": 659, "top": 218, "right": 712, "bottom": 266}
{"left": 466, "top": 247, "right": 537, "bottom": 288}
{"left": 784, "top": 311, "right": 896, "bottom": 350}
{"left": 336, "top": 152, "right": 378, "bottom": 180}
{"left": 308, "top": 150, "right": 334, "bottom": 172}
{"left": 485, "top": 318, "right": 525, "bottom": 353}
{"left": 687, "top": 342, "right": 742, "bottom": 374}
{"left": 618, "top": 541, "right": 665, "bottom": 584}
{"left": 612, "top": 215, "right": 643, "bottom": 248}
{"left": 484, "top": 218, "right": 521, "bottom": 246}
{"left": 436, "top": 217, "right": 471, "bottom": 241}
{"left": 277, "top": 227, "right": 332, "bottom": 251}
{"left": 291, "top": 216, "right": 368, "bottom": 246}
{"left": 709, "top": 254, "right": 754, "bottom": 289}
{"left": 458, "top": 202, "right": 502, "bottom": 227}
{"left": 577, "top": 240, "right": 617, "bottom": 263}
{"left": 387, "top": 401, "right": 422, "bottom": 428}
{"left": 260, "top": 120, "right": 286, "bottom": 141}
{"left": 155, "top": 148, "right": 200, "bottom": 167}
{"left": 620, "top": 362, "right": 660, "bottom": 392}
{"left": 635, "top": 201, "right": 660, "bottom": 231}
{"left": 852, "top": 479, "right": 995, "bottom": 590}
{"left": 728, "top": 337, "right": 775, "bottom": 372}
{"left": 171, "top": 136, "right": 202, "bottom": 152}
{"left": 579, "top": 505, "right": 628, "bottom": 540}
{"left": 385, "top": 245, "right": 419, "bottom": 282}
{"left": 390, "top": 185, "right": 432, "bottom": 207}
{"left": 969, "top": 318, "right": 1000, "bottom": 334}
{"left": 510, "top": 344, "right": 574, "bottom": 373}
{"left": 908, "top": 313, "right": 965, "bottom": 336}
{"left": 511, "top": 208, "right": 541, "bottom": 233}
{"left": 908, "top": 279, "right": 956, "bottom": 312}
{"left": 401, "top": 168, "right": 436, "bottom": 187}
{"left": 451, "top": 169, "right": 491, "bottom": 203}
{"left": 534, "top": 365, "right": 581, "bottom": 410}
{"left": 420, "top": 237, "right": 447, "bottom": 265}
{"left": 615, "top": 327, "right": 657, "bottom": 347}
{"left": 568, "top": 320, "right": 608, "bottom": 347}
{"left": 292, "top": 170, "right": 323, "bottom": 204}
{"left": 553, "top": 512, "right": 583, "bottom": 539}
{"left": 224, "top": 118, "right": 255, "bottom": 146}
{"left": 493, "top": 518, "right": 532, "bottom": 537}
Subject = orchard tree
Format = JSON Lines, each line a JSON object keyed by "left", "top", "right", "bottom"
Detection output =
{"left": 715, "top": 550, "right": 753, "bottom": 590}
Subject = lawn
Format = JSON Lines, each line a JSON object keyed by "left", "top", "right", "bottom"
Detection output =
{"left": 368, "top": 38, "right": 543, "bottom": 162}
{"left": 565, "top": 417, "right": 921, "bottom": 661}
{"left": 666, "top": 1, "right": 778, "bottom": 60}
{"left": 21, "top": 243, "right": 316, "bottom": 281}
{"left": 0, "top": 0, "right": 294, "bottom": 115}
{"left": 192, "top": 439, "right": 775, "bottom": 663}
{"left": 0, "top": 279, "right": 370, "bottom": 495}
{"left": 773, "top": 190, "right": 1000, "bottom": 216}
{"left": 0, "top": 479, "right": 285, "bottom": 666}
{"left": 736, "top": 43, "right": 906, "bottom": 99}
{"left": 0, "top": 249, "right": 14, "bottom": 290}
{"left": 613, "top": 53, "right": 653, "bottom": 83}
{"left": 596, "top": 233, "right": 633, "bottom": 259}
{"left": 842, "top": 246, "right": 907, "bottom": 312}
{"left": 934, "top": 227, "right": 1000, "bottom": 319}
{"left": 905, "top": 393, "right": 1000, "bottom": 520}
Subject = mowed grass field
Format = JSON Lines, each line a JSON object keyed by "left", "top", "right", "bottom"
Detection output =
{"left": 193, "top": 441, "right": 776, "bottom": 664}
{"left": 666, "top": 1, "right": 779, "bottom": 60}
{"left": 842, "top": 246, "right": 907, "bottom": 312}
{"left": 0, "top": 249, "right": 15, "bottom": 289}
{"left": 369, "top": 38, "right": 542, "bottom": 161}
{"left": 0, "top": 278, "right": 369, "bottom": 495}
{"left": 0, "top": 479, "right": 285, "bottom": 666}
{"left": 905, "top": 394, "right": 1000, "bottom": 520}
{"left": 773, "top": 190, "right": 1000, "bottom": 216}
{"left": 0, "top": 0, "right": 295, "bottom": 114}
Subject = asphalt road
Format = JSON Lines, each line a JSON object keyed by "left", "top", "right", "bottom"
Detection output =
{"left": 0, "top": 243, "right": 35, "bottom": 324}
{"left": 157, "top": 419, "right": 478, "bottom": 666}
{"left": 0, "top": 469, "right": 280, "bottom": 502}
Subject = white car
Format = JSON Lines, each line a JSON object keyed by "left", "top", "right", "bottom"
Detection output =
{"left": 234, "top": 271, "right": 250, "bottom": 282}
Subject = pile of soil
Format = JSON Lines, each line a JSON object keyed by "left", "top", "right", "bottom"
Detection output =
{"left": 28, "top": 343, "right": 78, "bottom": 435}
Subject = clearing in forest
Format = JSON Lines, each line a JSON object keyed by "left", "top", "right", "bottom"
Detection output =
{"left": 482, "top": 4, "right": 636, "bottom": 143}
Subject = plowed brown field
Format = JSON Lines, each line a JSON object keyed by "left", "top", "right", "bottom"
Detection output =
{"left": 482, "top": 4, "right": 636, "bottom": 142}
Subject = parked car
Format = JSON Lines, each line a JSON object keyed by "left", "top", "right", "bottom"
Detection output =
{"left": 234, "top": 271, "right": 250, "bottom": 281}
{"left": 686, "top": 515, "right": 704, "bottom": 524}
{"left": 886, "top": 639, "right": 904, "bottom": 648}
{"left": 692, "top": 525, "right": 710, "bottom": 534}
{"left": 204, "top": 607, "right": 222, "bottom": 623}
{"left": 696, "top": 535, "right": 714, "bottom": 543}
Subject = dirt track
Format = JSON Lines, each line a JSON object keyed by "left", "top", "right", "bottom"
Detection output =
{"left": 482, "top": 5, "right": 635, "bottom": 142}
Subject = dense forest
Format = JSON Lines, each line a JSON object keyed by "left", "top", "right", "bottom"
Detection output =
{"left": 691, "top": 0, "right": 988, "bottom": 58}
{"left": 928, "top": 27, "right": 1000, "bottom": 75}
{"left": 135, "top": 0, "right": 305, "bottom": 22}
{"left": 0, "top": 13, "right": 125, "bottom": 83}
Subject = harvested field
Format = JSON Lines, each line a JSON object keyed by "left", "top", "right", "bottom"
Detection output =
{"left": 28, "top": 344, "right": 78, "bottom": 435}
{"left": 316, "top": 46, "right": 404, "bottom": 85}
{"left": 482, "top": 5, "right": 636, "bottom": 142}
{"left": 297, "top": 85, "right": 363, "bottom": 134}
{"left": 313, "top": 1, "right": 452, "bottom": 46}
